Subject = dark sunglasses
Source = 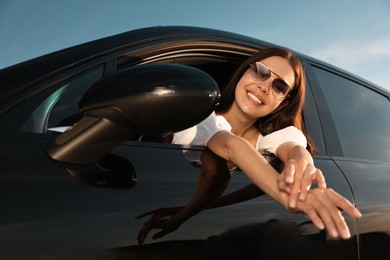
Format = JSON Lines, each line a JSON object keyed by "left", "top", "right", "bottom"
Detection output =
{"left": 249, "top": 62, "right": 291, "bottom": 100}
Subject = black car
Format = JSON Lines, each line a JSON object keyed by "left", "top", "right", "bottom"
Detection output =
{"left": 0, "top": 26, "right": 389, "bottom": 260}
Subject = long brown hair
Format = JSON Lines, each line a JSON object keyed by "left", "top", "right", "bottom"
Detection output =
{"left": 216, "top": 47, "right": 315, "bottom": 154}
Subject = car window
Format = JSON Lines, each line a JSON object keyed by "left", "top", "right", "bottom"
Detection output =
{"left": 21, "top": 66, "right": 104, "bottom": 133}
{"left": 312, "top": 67, "right": 390, "bottom": 162}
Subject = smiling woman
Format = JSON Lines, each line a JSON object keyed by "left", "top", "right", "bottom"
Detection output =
{"left": 136, "top": 47, "right": 362, "bottom": 244}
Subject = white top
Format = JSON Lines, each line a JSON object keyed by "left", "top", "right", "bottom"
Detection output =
{"left": 172, "top": 112, "right": 307, "bottom": 161}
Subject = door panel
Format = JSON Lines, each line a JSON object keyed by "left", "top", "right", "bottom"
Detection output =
{"left": 0, "top": 135, "right": 358, "bottom": 259}
{"left": 335, "top": 160, "right": 390, "bottom": 260}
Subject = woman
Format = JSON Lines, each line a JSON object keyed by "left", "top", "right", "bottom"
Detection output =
{"left": 136, "top": 48, "right": 362, "bottom": 244}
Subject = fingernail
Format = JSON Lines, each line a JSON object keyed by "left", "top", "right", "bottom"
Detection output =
{"left": 319, "top": 222, "right": 325, "bottom": 230}
{"left": 299, "top": 193, "right": 306, "bottom": 201}
{"left": 355, "top": 209, "right": 362, "bottom": 218}
{"left": 343, "top": 229, "right": 351, "bottom": 239}
{"left": 289, "top": 199, "right": 296, "bottom": 208}
{"left": 330, "top": 228, "right": 338, "bottom": 238}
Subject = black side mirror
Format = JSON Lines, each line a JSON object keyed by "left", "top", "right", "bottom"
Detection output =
{"left": 46, "top": 64, "right": 220, "bottom": 188}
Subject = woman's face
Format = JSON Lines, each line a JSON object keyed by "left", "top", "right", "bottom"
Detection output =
{"left": 233, "top": 56, "right": 295, "bottom": 120}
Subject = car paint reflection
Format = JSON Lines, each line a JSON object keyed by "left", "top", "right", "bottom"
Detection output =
{"left": 104, "top": 220, "right": 359, "bottom": 260}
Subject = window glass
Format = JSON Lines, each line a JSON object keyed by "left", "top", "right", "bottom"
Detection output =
{"left": 22, "top": 66, "right": 104, "bottom": 133}
{"left": 312, "top": 67, "right": 389, "bottom": 162}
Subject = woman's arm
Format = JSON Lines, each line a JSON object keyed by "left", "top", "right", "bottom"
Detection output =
{"left": 207, "top": 131, "right": 361, "bottom": 239}
{"left": 207, "top": 130, "right": 287, "bottom": 203}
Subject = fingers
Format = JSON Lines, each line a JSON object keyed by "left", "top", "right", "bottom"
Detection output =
{"left": 137, "top": 211, "right": 163, "bottom": 245}
{"left": 315, "top": 169, "right": 327, "bottom": 189}
{"left": 295, "top": 165, "right": 327, "bottom": 201}
{"left": 295, "top": 164, "right": 317, "bottom": 202}
{"left": 279, "top": 160, "right": 306, "bottom": 208}
{"left": 137, "top": 223, "right": 153, "bottom": 245}
{"left": 313, "top": 189, "right": 361, "bottom": 239}
{"left": 303, "top": 206, "right": 325, "bottom": 231}
{"left": 320, "top": 198, "right": 350, "bottom": 239}
{"left": 281, "top": 159, "right": 328, "bottom": 208}
{"left": 136, "top": 207, "right": 185, "bottom": 245}
{"left": 278, "top": 164, "right": 293, "bottom": 193}
{"left": 317, "top": 200, "right": 346, "bottom": 239}
{"left": 299, "top": 188, "right": 362, "bottom": 240}
{"left": 283, "top": 161, "right": 300, "bottom": 208}
{"left": 137, "top": 217, "right": 177, "bottom": 245}
{"left": 137, "top": 219, "right": 168, "bottom": 245}
{"left": 327, "top": 188, "right": 362, "bottom": 219}
{"left": 282, "top": 161, "right": 295, "bottom": 186}
{"left": 300, "top": 194, "right": 343, "bottom": 239}
{"left": 326, "top": 189, "right": 362, "bottom": 239}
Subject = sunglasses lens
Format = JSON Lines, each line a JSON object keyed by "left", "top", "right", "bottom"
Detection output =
{"left": 255, "top": 62, "right": 272, "bottom": 80}
{"left": 272, "top": 79, "right": 290, "bottom": 98}
{"left": 250, "top": 62, "right": 291, "bottom": 99}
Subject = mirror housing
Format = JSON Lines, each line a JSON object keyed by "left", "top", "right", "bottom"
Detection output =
{"left": 60, "top": 154, "right": 137, "bottom": 189}
{"left": 47, "top": 63, "right": 220, "bottom": 165}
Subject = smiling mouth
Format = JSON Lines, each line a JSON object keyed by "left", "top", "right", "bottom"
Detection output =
{"left": 247, "top": 92, "right": 263, "bottom": 105}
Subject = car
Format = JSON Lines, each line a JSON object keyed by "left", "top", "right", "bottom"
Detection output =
{"left": 0, "top": 26, "right": 389, "bottom": 260}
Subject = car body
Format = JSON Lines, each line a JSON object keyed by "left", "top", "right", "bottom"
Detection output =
{"left": 0, "top": 26, "right": 389, "bottom": 260}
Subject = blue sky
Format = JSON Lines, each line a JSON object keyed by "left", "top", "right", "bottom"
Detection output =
{"left": 1, "top": 0, "right": 389, "bottom": 90}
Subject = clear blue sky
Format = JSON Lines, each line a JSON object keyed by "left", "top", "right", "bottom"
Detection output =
{"left": 1, "top": 0, "right": 389, "bottom": 90}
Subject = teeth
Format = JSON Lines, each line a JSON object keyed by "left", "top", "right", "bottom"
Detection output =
{"left": 247, "top": 92, "right": 262, "bottom": 105}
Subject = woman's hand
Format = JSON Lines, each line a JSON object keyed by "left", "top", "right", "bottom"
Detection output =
{"left": 136, "top": 207, "right": 184, "bottom": 245}
{"left": 284, "top": 187, "right": 362, "bottom": 239}
{"left": 278, "top": 158, "right": 326, "bottom": 208}
{"left": 276, "top": 143, "right": 326, "bottom": 208}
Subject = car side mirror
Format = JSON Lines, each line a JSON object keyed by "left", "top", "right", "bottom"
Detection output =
{"left": 46, "top": 64, "right": 220, "bottom": 188}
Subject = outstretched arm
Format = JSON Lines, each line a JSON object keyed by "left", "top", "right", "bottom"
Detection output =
{"left": 206, "top": 130, "right": 289, "bottom": 202}
{"left": 206, "top": 131, "right": 361, "bottom": 239}
{"left": 207, "top": 157, "right": 282, "bottom": 209}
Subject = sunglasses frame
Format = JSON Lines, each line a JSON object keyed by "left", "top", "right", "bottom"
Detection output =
{"left": 249, "top": 62, "right": 291, "bottom": 100}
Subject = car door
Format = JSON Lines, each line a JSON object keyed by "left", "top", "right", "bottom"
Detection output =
{"left": 306, "top": 63, "right": 390, "bottom": 260}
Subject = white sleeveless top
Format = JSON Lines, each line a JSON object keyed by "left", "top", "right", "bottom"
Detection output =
{"left": 172, "top": 112, "right": 307, "bottom": 161}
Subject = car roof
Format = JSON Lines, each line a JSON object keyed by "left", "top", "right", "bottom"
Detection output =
{"left": 0, "top": 26, "right": 264, "bottom": 99}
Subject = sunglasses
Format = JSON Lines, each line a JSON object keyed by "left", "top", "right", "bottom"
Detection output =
{"left": 249, "top": 62, "right": 291, "bottom": 100}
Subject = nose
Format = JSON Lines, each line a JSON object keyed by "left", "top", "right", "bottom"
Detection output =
{"left": 257, "top": 80, "right": 271, "bottom": 95}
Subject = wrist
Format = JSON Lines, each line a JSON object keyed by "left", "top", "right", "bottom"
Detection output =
{"left": 288, "top": 145, "right": 313, "bottom": 164}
